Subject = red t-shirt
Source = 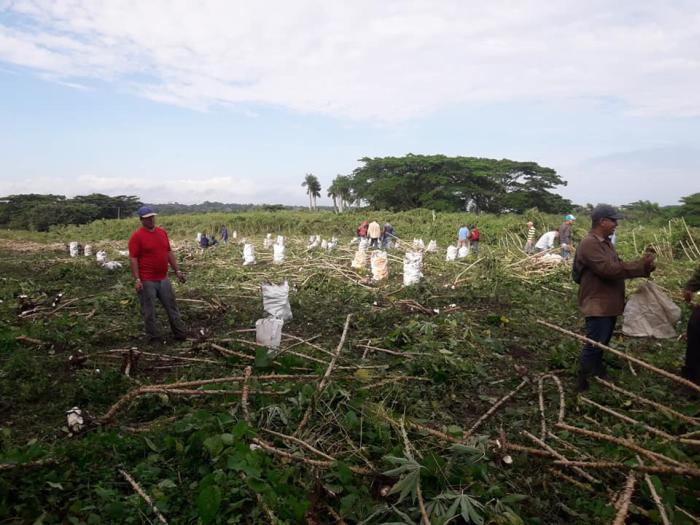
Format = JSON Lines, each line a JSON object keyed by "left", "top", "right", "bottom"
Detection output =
{"left": 128, "top": 227, "right": 171, "bottom": 280}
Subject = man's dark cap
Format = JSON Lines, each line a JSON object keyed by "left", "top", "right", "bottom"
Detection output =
{"left": 137, "top": 206, "right": 157, "bottom": 218}
{"left": 591, "top": 204, "right": 623, "bottom": 223}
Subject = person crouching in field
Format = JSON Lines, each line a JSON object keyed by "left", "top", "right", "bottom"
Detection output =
{"left": 129, "top": 206, "right": 188, "bottom": 344}
{"left": 572, "top": 204, "right": 655, "bottom": 391}
{"left": 357, "top": 220, "right": 369, "bottom": 242}
{"left": 468, "top": 224, "right": 480, "bottom": 255}
{"left": 534, "top": 230, "right": 559, "bottom": 253}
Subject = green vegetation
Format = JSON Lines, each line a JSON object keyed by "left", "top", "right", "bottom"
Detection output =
{"left": 345, "top": 154, "right": 571, "bottom": 213}
{"left": 0, "top": 194, "right": 141, "bottom": 231}
{"left": 0, "top": 211, "right": 698, "bottom": 524}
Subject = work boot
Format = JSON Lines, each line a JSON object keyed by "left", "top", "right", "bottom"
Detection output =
{"left": 575, "top": 372, "right": 590, "bottom": 392}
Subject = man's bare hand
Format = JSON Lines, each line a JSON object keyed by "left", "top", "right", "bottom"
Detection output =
{"left": 135, "top": 279, "right": 143, "bottom": 293}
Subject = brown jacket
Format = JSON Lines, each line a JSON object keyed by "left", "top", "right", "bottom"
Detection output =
{"left": 575, "top": 232, "right": 650, "bottom": 316}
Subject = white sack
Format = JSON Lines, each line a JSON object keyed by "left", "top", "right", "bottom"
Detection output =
{"left": 458, "top": 246, "right": 469, "bottom": 259}
{"left": 359, "top": 238, "right": 369, "bottom": 251}
{"left": 256, "top": 318, "right": 284, "bottom": 348}
{"left": 351, "top": 249, "right": 368, "bottom": 269}
{"left": 273, "top": 243, "right": 285, "bottom": 264}
{"left": 276, "top": 235, "right": 285, "bottom": 246}
{"left": 446, "top": 245, "right": 458, "bottom": 261}
{"left": 232, "top": 230, "right": 238, "bottom": 239}
{"left": 622, "top": 281, "right": 681, "bottom": 339}
{"left": 66, "top": 407, "right": 84, "bottom": 433}
{"left": 371, "top": 250, "right": 389, "bottom": 281}
{"left": 426, "top": 240, "right": 437, "bottom": 253}
{"left": 95, "top": 250, "right": 108, "bottom": 263}
{"left": 102, "top": 261, "right": 122, "bottom": 270}
{"left": 83, "top": 244, "right": 93, "bottom": 256}
{"left": 403, "top": 251, "right": 423, "bottom": 286}
{"left": 321, "top": 239, "right": 328, "bottom": 250}
{"left": 263, "top": 234, "right": 274, "bottom": 249}
{"left": 262, "top": 281, "right": 293, "bottom": 320}
{"left": 413, "top": 238, "right": 425, "bottom": 251}
{"left": 69, "top": 241, "right": 80, "bottom": 257}
{"left": 243, "top": 243, "right": 256, "bottom": 265}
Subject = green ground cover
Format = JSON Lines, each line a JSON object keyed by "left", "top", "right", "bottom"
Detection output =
{"left": 0, "top": 211, "right": 698, "bottom": 524}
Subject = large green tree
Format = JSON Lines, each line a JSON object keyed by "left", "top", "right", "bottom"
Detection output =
{"left": 348, "top": 154, "right": 569, "bottom": 213}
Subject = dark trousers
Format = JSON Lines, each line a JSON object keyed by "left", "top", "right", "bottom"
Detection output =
{"left": 139, "top": 279, "right": 186, "bottom": 339}
{"left": 683, "top": 307, "right": 700, "bottom": 383}
{"left": 579, "top": 316, "right": 616, "bottom": 375}
{"left": 369, "top": 237, "right": 379, "bottom": 248}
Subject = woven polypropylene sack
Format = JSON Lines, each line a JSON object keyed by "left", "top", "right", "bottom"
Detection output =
{"left": 622, "top": 281, "right": 681, "bottom": 338}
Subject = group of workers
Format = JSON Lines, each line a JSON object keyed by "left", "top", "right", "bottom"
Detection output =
{"left": 457, "top": 224, "right": 481, "bottom": 254}
{"left": 356, "top": 219, "right": 395, "bottom": 249}
{"left": 526, "top": 214, "right": 577, "bottom": 260}
{"left": 127, "top": 204, "right": 699, "bottom": 392}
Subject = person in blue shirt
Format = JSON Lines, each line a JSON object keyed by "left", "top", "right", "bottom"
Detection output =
{"left": 457, "top": 224, "right": 470, "bottom": 248}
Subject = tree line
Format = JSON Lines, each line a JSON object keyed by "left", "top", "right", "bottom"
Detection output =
{"left": 0, "top": 194, "right": 141, "bottom": 231}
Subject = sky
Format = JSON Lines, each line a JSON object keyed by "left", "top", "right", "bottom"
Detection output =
{"left": 0, "top": 0, "right": 699, "bottom": 207}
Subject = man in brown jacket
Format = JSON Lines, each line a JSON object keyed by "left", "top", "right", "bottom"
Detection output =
{"left": 682, "top": 265, "right": 700, "bottom": 384}
{"left": 573, "top": 204, "right": 655, "bottom": 390}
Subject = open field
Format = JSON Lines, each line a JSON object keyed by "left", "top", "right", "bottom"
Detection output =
{"left": 1, "top": 210, "right": 699, "bottom": 524}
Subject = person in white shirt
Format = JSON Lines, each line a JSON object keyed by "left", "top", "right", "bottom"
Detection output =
{"left": 534, "top": 230, "right": 559, "bottom": 252}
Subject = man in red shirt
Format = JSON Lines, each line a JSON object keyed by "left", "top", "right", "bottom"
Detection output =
{"left": 129, "top": 206, "right": 187, "bottom": 342}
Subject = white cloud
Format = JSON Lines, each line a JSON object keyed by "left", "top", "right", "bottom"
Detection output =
{"left": 0, "top": 0, "right": 699, "bottom": 120}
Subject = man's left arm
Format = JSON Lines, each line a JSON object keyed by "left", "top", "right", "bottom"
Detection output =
{"left": 168, "top": 251, "right": 186, "bottom": 283}
{"left": 683, "top": 265, "right": 700, "bottom": 302}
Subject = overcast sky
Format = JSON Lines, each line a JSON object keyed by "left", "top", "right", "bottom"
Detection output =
{"left": 1, "top": 0, "right": 698, "bottom": 207}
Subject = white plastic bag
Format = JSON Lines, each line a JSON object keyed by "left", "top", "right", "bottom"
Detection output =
{"left": 103, "top": 261, "right": 122, "bottom": 270}
{"left": 84, "top": 244, "right": 93, "bottom": 256}
{"left": 69, "top": 241, "right": 80, "bottom": 257}
{"left": 66, "top": 406, "right": 84, "bottom": 433}
{"left": 273, "top": 243, "right": 285, "bottom": 264}
{"left": 243, "top": 243, "right": 256, "bottom": 265}
{"left": 263, "top": 234, "right": 274, "bottom": 249}
{"left": 232, "top": 230, "right": 238, "bottom": 240}
{"left": 307, "top": 235, "right": 320, "bottom": 250}
{"left": 458, "top": 246, "right": 469, "bottom": 259}
{"left": 351, "top": 249, "right": 368, "bottom": 269}
{"left": 403, "top": 251, "right": 423, "bottom": 286}
{"left": 359, "top": 238, "right": 369, "bottom": 251}
{"left": 276, "top": 235, "right": 285, "bottom": 246}
{"left": 262, "top": 281, "right": 293, "bottom": 320}
{"left": 96, "top": 250, "right": 108, "bottom": 263}
{"left": 371, "top": 251, "right": 389, "bottom": 281}
{"left": 622, "top": 281, "right": 681, "bottom": 338}
{"left": 426, "top": 240, "right": 437, "bottom": 253}
{"left": 413, "top": 238, "right": 425, "bottom": 251}
{"left": 446, "top": 245, "right": 458, "bottom": 261}
{"left": 256, "top": 318, "right": 284, "bottom": 348}
{"left": 327, "top": 238, "right": 338, "bottom": 251}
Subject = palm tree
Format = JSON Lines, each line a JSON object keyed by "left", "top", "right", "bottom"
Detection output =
{"left": 327, "top": 174, "right": 354, "bottom": 213}
{"left": 302, "top": 173, "right": 322, "bottom": 210}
